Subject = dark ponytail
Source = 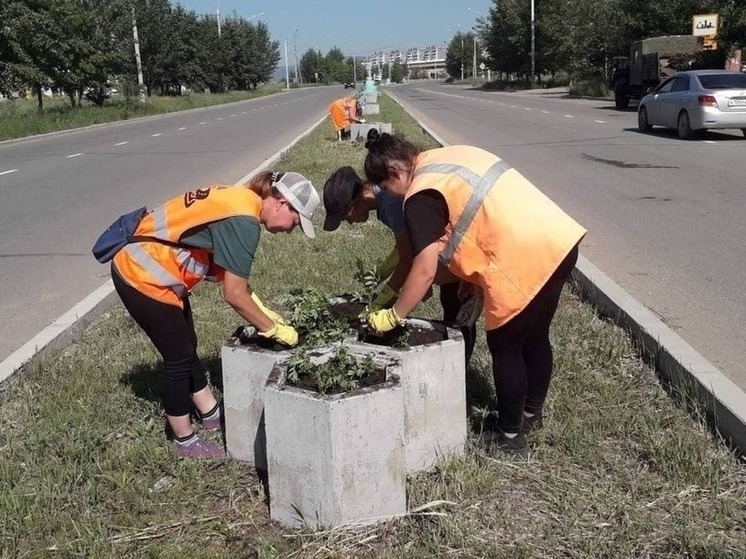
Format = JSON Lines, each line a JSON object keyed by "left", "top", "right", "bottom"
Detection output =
{"left": 364, "top": 129, "right": 420, "bottom": 185}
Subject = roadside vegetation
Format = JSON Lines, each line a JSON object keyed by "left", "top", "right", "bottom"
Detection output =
{"left": 0, "top": 86, "right": 283, "bottom": 142}
{"left": 1, "top": 94, "right": 744, "bottom": 558}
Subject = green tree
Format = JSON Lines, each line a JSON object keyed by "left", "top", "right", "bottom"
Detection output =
{"left": 390, "top": 60, "right": 407, "bottom": 83}
{"left": 446, "top": 32, "right": 476, "bottom": 79}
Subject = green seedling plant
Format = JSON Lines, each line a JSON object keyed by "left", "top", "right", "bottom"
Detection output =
{"left": 286, "top": 346, "right": 382, "bottom": 394}
{"left": 349, "top": 259, "right": 380, "bottom": 305}
{"left": 280, "top": 288, "right": 354, "bottom": 346}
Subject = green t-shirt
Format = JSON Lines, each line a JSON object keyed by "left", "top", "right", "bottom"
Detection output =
{"left": 181, "top": 215, "right": 261, "bottom": 279}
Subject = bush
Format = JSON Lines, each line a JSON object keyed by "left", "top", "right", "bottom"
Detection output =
{"left": 568, "top": 75, "right": 610, "bottom": 98}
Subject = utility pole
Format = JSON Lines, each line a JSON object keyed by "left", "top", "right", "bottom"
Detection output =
{"left": 293, "top": 28, "right": 300, "bottom": 84}
{"left": 284, "top": 40, "right": 290, "bottom": 89}
{"left": 473, "top": 36, "right": 477, "bottom": 84}
{"left": 216, "top": 0, "right": 221, "bottom": 38}
{"left": 131, "top": 7, "right": 145, "bottom": 103}
{"left": 461, "top": 35, "right": 464, "bottom": 80}
{"left": 530, "top": 0, "right": 536, "bottom": 80}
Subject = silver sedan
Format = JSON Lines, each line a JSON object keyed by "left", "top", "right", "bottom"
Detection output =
{"left": 638, "top": 70, "right": 746, "bottom": 139}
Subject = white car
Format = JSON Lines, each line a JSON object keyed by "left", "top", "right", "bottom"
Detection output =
{"left": 637, "top": 70, "right": 746, "bottom": 139}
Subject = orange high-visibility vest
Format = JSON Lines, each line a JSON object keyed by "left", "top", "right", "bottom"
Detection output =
{"left": 329, "top": 97, "right": 356, "bottom": 131}
{"left": 405, "top": 146, "right": 586, "bottom": 330}
{"left": 112, "top": 186, "right": 262, "bottom": 307}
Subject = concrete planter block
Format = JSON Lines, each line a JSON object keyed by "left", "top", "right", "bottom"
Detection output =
{"left": 350, "top": 122, "right": 392, "bottom": 142}
{"left": 362, "top": 103, "right": 380, "bottom": 115}
{"left": 221, "top": 335, "right": 293, "bottom": 470}
{"left": 265, "top": 348, "right": 406, "bottom": 528}
{"left": 350, "top": 319, "right": 466, "bottom": 473}
{"left": 362, "top": 93, "right": 379, "bottom": 104}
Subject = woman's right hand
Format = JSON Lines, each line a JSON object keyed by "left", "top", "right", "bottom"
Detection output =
{"left": 259, "top": 323, "right": 299, "bottom": 347}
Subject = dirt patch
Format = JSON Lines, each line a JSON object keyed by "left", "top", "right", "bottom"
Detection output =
{"left": 360, "top": 322, "right": 447, "bottom": 348}
{"left": 327, "top": 300, "right": 366, "bottom": 328}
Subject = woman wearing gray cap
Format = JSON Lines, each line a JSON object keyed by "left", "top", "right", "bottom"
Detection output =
{"left": 97, "top": 170, "right": 320, "bottom": 458}
{"left": 322, "top": 166, "right": 479, "bottom": 363}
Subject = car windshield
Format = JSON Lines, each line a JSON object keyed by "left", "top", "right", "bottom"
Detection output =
{"left": 697, "top": 73, "right": 746, "bottom": 90}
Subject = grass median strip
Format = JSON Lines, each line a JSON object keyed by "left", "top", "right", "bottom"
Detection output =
{"left": 0, "top": 86, "right": 283, "bottom": 142}
{"left": 1, "top": 94, "right": 744, "bottom": 558}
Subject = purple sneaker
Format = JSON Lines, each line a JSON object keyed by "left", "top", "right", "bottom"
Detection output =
{"left": 175, "top": 437, "right": 226, "bottom": 458}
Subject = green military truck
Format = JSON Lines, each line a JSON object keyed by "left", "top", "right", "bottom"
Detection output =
{"left": 609, "top": 35, "right": 703, "bottom": 110}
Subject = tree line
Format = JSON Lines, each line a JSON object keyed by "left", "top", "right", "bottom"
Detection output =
{"left": 448, "top": 0, "right": 745, "bottom": 81}
{"left": 0, "top": 0, "right": 280, "bottom": 109}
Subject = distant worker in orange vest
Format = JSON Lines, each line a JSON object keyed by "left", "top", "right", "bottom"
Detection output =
{"left": 363, "top": 130, "right": 586, "bottom": 460}
{"left": 329, "top": 96, "right": 365, "bottom": 140}
{"left": 105, "top": 171, "right": 319, "bottom": 458}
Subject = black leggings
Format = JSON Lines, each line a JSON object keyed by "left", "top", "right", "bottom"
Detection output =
{"left": 486, "top": 246, "right": 579, "bottom": 433}
{"left": 112, "top": 266, "right": 207, "bottom": 416}
{"left": 439, "top": 281, "right": 477, "bottom": 366}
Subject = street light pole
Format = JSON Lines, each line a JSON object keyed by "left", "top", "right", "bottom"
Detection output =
{"left": 473, "top": 36, "right": 477, "bottom": 84}
{"left": 216, "top": 0, "right": 221, "bottom": 38}
{"left": 530, "top": 0, "right": 536, "bottom": 80}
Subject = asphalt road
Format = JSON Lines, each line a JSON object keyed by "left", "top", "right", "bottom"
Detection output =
{"left": 0, "top": 86, "right": 345, "bottom": 362}
{"left": 387, "top": 82, "right": 746, "bottom": 391}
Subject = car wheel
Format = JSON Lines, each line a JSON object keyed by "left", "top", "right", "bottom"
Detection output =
{"left": 614, "top": 79, "right": 630, "bottom": 110}
{"left": 638, "top": 107, "right": 652, "bottom": 132}
{"left": 677, "top": 111, "right": 694, "bottom": 140}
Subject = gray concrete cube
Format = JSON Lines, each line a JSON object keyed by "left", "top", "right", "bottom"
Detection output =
{"left": 265, "top": 348, "right": 406, "bottom": 528}
{"left": 350, "top": 122, "right": 392, "bottom": 142}
{"left": 221, "top": 338, "right": 292, "bottom": 470}
{"left": 362, "top": 93, "right": 379, "bottom": 104}
{"left": 362, "top": 103, "right": 380, "bottom": 115}
{"left": 350, "top": 319, "right": 467, "bottom": 473}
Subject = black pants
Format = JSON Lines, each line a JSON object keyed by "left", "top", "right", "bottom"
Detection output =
{"left": 486, "top": 245, "right": 579, "bottom": 433}
{"left": 112, "top": 266, "right": 207, "bottom": 416}
{"left": 440, "top": 281, "right": 478, "bottom": 366}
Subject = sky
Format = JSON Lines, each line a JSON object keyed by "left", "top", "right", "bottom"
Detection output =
{"left": 174, "top": 0, "right": 493, "bottom": 56}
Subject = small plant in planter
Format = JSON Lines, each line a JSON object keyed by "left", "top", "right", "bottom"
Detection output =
{"left": 286, "top": 346, "right": 385, "bottom": 395}
{"left": 278, "top": 288, "right": 356, "bottom": 347}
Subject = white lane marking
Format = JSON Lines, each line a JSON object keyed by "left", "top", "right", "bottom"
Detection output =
{"left": 66, "top": 153, "right": 83, "bottom": 158}
{"left": 115, "top": 141, "right": 128, "bottom": 146}
{"left": 216, "top": 117, "right": 223, "bottom": 120}
{"left": 199, "top": 121, "right": 207, "bottom": 125}
{"left": 509, "top": 105, "right": 517, "bottom": 108}
{"left": 564, "top": 114, "right": 574, "bottom": 118}
{"left": 703, "top": 140, "right": 716, "bottom": 144}
{"left": 542, "top": 110, "right": 550, "bottom": 114}
{"left": 151, "top": 133, "right": 162, "bottom": 137}
{"left": 242, "top": 111, "right": 247, "bottom": 114}
{"left": 524, "top": 107, "right": 532, "bottom": 111}
{"left": 230, "top": 113, "right": 237, "bottom": 117}
{"left": 0, "top": 169, "right": 18, "bottom": 176}
{"left": 178, "top": 127, "right": 187, "bottom": 131}
{"left": 595, "top": 120, "right": 607, "bottom": 124}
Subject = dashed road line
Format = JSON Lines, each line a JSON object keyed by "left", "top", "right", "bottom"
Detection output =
{"left": 524, "top": 107, "right": 532, "bottom": 111}
{"left": 178, "top": 127, "right": 187, "bottom": 131}
{"left": 595, "top": 120, "right": 607, "bottom": 124}
{"left": 230, "top": 114, "right": 237, "bottom": 117}
{"left": 0, "top": 169, "right": 18, "bottom": 176}
{"left": 564, "top": 114, "right": 574, "bottom": 118}
{"left": 542, "top": 110, "right": 550, "bottom": 114}
{"left": 151, "top": 133, "right": 162, "bottom": 137}
{"left": 199, "top": 121, "right": 207, "bottom": 125}
{"left": 66, "top": 153, "right": 83, "bottom": 158}
{"left": 114, "top": 141, "right": 128, "bottom": 146}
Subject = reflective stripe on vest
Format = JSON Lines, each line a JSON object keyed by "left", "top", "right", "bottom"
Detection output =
{"left": 151, "top": 206, "right": 168, "bottom": 238}
{"left": 124, "top": 243, "right": 188, "bottom": 299}
{"left": 414, "top": 159, "right": 511, "bottom": 265}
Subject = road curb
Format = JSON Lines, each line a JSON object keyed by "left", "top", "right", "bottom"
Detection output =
{"left": 386, "top": 88, "right": 746, "bottom": 457}
{"left": 0, "top": 112, "right": 329, "bottom": 388}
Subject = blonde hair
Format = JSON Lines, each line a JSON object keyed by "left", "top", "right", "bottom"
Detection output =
{"left": 246, "top": 170, "right": 285, "bottom": 199}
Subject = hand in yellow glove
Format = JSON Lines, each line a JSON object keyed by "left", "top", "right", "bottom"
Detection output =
{"left": 367, "top": 307, "right": 405, "bottom": 333}
{"left": 258, "top": 323, "right": 299, "bottom": 347}
{"left": 374, "top": 248, "right": 399, "bottom": 281}
{"left": 251, "top": 292, "right": 287, "bottom": 325}
{"left": 366, "top": 282, "right": 397, "bottom": 313}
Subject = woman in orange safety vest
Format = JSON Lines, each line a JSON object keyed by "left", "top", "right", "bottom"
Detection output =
{"left": 363, "top": 130, "right": 586, "bottom": 459}
{"left": 110, "top": 171, "right": 319, "bottom": 458}
{"left": 329, "top": 96, "right": 365, "bottom": 139}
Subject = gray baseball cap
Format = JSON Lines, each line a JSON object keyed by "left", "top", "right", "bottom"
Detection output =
{"left": 274, "top": 172, "right": 320, "bottom": 238}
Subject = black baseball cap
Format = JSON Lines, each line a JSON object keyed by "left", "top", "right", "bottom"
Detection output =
{"left": 322, "top": 166, "right": 363, "bottom": 231}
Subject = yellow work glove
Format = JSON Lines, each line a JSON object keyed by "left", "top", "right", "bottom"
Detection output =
{"left": 251, "top": 292, "right": 287, "bottom": 325}
{"left": 258, "top": 323, "right": 299, "bottom": 347}
{"left": 366, "top": 282, "right": 397, "bottom": 313}
{"left": 367, "top": 307, "right": 405, "bottom": 333}
{"left": 374, "top": 248, "right": 399, "bottom": 281}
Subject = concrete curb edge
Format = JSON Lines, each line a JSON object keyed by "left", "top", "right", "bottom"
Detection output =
{"left": 385, "top": 88, "right": 746, "bottom": 457}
